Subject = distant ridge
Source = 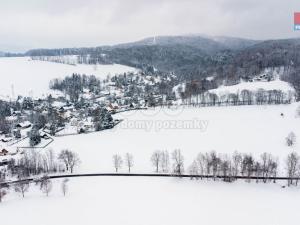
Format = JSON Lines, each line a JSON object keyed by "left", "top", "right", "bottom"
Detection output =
{"left": 20, "top": 35, "right": 300, "bottom": 94}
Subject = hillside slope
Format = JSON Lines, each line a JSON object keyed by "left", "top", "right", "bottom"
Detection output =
{"left": 24, "top": 36, "right": 300, "bottom": 87}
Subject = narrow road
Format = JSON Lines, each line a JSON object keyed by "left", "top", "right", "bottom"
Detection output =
{"left": 1, "top": 173, "right": 298, "bottom": 186}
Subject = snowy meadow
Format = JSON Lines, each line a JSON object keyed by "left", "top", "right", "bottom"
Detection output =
{"left": 49, "top": 103, "right": 300, "bottom": 174}
{"left": 0, "top": 57, "right": 137, "bottom": 98}
{"left": 1, "top": 177, "right": 299, "bottom": 225}
{"left": 0, "top": 57, "right": 300, "bottom": 225}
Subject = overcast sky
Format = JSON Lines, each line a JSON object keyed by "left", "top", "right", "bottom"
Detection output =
{"left": 0, "top": 0, "right": 300, "bottom": 52}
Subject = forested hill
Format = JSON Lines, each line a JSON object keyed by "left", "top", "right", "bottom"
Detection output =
{"left": 24, "top": 35, "right": 300, "bottom": 88}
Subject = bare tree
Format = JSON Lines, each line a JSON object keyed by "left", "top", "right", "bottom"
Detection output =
{"left": 286, "top": 152, "right": 299, "bottom": 186}
{"left": 253, "top": 161, "right": 262, "bottom": 183}
{"left": 188, "top": 160, "right": 199, "bottom": 179}
{"left": 242, "top": 154, "right": 254, "bottom": 182}
{"left": 296, "top": 164, "right": 300, "bottom": 186}
{"left": 58, "top": 149, "right": 80, "bottom": 173}
{"left": 172, "top": 149, "right": 184, "bottom": 175}
{"left": 196, "top": 153, "right": 206, "bottom": 179}
{"left": 14, "top": 180, "right": 30, "bottom": 198}
{"left": 151, "top": 151, "right": 161, "bottom": 173}
{"left": 124, "top": 153, "right": 134, "bottom": 173}
{"left": 43, "top": 148, "right": 56, "bottom": 173}
{"left": 241, "top": 89, "right": 252, "bottom": 105}
{"left": 112, "top": 154, "right": 123, "bottom": 172}
{"left": 40, "top": 176, "right": 53, "bottom": 196}
{"left": 286, "top": 132, "right": 296, "bottom": 147}
{"left": 61, "top": 178, "right": 69, "bottom": 196}
{"left": 232, "top": 151, "right": 242, "bottom": 177}
{"left": 210, "top": 151, "right": 220, "bottom": 180}
{"left": 219, "top": 154, "right": 232, "bottom": 182}
{"left": 260, "top": 152, "right": 278, "bottom": 183}
{"left": 0, "top": 184, "right": 7, "bottom": 203}
{"left": 270, "top": 158, "right": 279, "bottom": 183}
{"left": 260, "top": 152, "right": 270, "bottom": 182}
{"left": 204, "top": 152, "right": 211, "bottom": 178}
{"left": 160, "top": 150, "right": 170, "bottom": 173}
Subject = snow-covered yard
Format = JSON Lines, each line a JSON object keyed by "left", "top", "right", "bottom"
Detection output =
{"left": 0, "top": 57, "right": 137, "bottom": 99}
{"left": 1, "top": 177, "right": 299, "bottom": 225}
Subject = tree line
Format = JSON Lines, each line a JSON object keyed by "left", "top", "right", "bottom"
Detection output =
{"left": 0, "top": 175, "right": 69, "bottom": 202}
{"left": 180, "top": 81, "right": 294, "bottom": 106}
{"left": 149, "top": 150, "right": 300, "bottom": 186}
{"left": 0, "top": 149, "right": 79, "bottom": 202}
{"left": 5, "top": 149, "right": 80, "bottom": 178}
{"left": 1, "top": 149, "right": 300, "bottom": 203}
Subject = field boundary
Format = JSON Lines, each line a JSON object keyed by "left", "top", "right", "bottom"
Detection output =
{"left": 1, "top": 173, "right": 299, "bottom": 186}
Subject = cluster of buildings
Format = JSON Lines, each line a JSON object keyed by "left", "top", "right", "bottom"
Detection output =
{"left": 0, "top": 71, "right": 176, "bottom": 162}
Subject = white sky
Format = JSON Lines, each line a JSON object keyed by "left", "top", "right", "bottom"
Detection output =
{"left": 0, "top": 0, "right": 300, "bottom": 52}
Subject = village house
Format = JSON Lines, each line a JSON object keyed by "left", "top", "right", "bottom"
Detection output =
{"left": 70, "top": 117, "right": 79, "bottom": 126}
{"left": 106, "top": 102, "right": 119, "bottom": 113}
{"left": 16, "top": 121, "right": 32, "bottom": 129}
{"left": 1, "top": 136, "right": 13, "bottom": 143}
{"left": 5, "top": 115, "right": 18, "bottom": 124}
{"left": 60, "top": 110, "right": 73, "bottom": 120}
{"left": 12, "top": 111, "right": 22, "bottom": 116}
{"left": 59, "top": 105, "right": 74, "bottom": 113}
{"left": 0, "top": 148, "right": 9, "bottom": 156}
{"left": 77, "top": 120, "right": 93, "bottom": 133}
{"left": 40, "top": 131, "right": 50, "bottom": 139}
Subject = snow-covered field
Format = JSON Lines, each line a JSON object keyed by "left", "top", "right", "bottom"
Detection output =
{"left": 45, "top": 103, "right": 300, "bottom": 174}
{"left": 1, "top": 57, "right": 299, "bottom": 224}
{"left": 208, "top": 66, "right": 294, "bottom": 96}
{"left": 0, "top": 57, "right": 137, "bottom": 99}
{"left": 209, "top": 79, "right": 295, "bottom": 96}
{"left": 1, "top": 92, "right": 300, "bottom": 225}
{"left": 1, "top": 177, "right": 299, "bottom": 225}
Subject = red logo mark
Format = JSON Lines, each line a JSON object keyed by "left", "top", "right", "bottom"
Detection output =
{"left": 295, "top": 12, "right": 300, "bottom": 25}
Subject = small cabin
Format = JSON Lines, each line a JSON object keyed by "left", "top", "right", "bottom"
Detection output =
{"left": 16, "top": 121, "right": 32, "bottom": 129}
{"left": 0, "top": 148, "right": 9, "bottom": 156}
{"left": 1, "top": 137, "right": 12, "bottom": 143}
{"left": 110, "top": 102, "right": 119, "bottom": 110}
{"left": 40, "top": 131, "right": 50, "bottom": 139}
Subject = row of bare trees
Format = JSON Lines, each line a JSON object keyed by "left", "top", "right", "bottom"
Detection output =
{"left": 180, "top": 89, "right": 294, "bottom": 106}
{"left": 0, "top": 148, "right": 79, "bottom": 202}
{"left": 188, "top": 151, "right": 279, "bottom": 183}
{"left": 149, "top": 150, "right": 300, "bottom": 186}
{"left": 1, "top": 150, "right": 300, "bottom": 203}
{"left": 151, "top": 149, "right": 184, "bottom": 175}
{"left": 189, "top": 151, "right": 300, "bottom": 186}
{"left": 5, "top": 149, "right": 80, "bottom": 178}
{"left": 0, "top": 176, "right": 69, "bottom": 202}
{"left": 112, "top": 153, "right": 134, "bottom": 172}
{"left": 3, "top": 149, "right": 300, "bottom": 185}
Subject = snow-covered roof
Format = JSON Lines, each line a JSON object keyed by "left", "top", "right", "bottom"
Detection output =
{"left": 61, "top": 105, "right": 74, "bottom": 111}
{"left": 0, "top": 137, "right": 12, "bottom": 142}
{"left": 52, "top": 101, "right": 65, "bottom": 108}
{"left": 111, "top": 102, "right": 119, "bottom": 108}
{"left": 17, "top": 121, "right": 32, "bottom": 128}
{"left": 5, "top": 116, "right": 17, "bottom": 121}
